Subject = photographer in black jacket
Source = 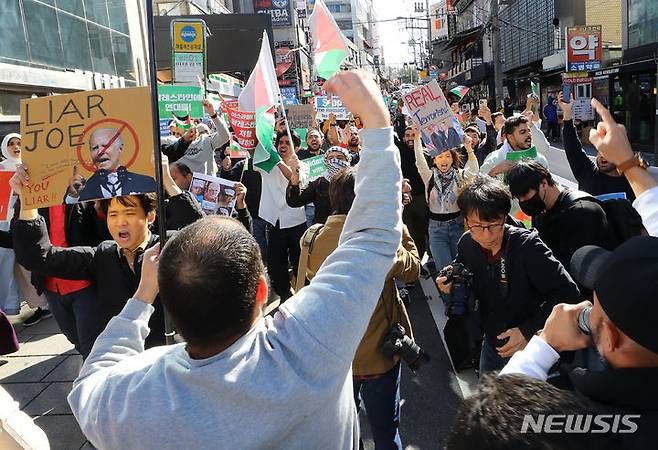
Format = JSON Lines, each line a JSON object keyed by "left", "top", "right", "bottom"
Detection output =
{"left": 437, "top": 176, "right": 580, "bottom": 373}
{"left": 505, "top": 161, "right": 617, "bottom": 271}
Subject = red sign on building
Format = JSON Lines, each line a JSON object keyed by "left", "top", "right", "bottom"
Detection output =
{"left": 566, "top": 25, "right": 602, "bottom": 72}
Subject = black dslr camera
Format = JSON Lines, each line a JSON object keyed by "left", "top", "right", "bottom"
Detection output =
{"left": 380, "top": 323, "right": 429, "bottom": 372}
{"left": 438, "top": 263, "right": 474, "bottom": 317}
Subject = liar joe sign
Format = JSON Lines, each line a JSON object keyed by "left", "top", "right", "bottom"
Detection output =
{"left": 566, "top": 25, "right": 602, "bottom": 72}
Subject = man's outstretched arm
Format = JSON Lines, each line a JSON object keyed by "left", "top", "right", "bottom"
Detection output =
{"left": 279, "top": 71, "right": 403, "bottom": 367}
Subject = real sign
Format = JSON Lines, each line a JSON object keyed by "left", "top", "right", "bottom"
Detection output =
{"left": 567, "top": 25, "right": 602, "bottom": 72}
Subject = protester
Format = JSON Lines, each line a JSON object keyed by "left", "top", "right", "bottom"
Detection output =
{"left": 297, "top": 129, "right": 325, "bottom": 160}
{"left": 500, "top": 236, "right": 658, "bottom": 449}
{"left": 66, "top": 69, "right": 403, "bottom": 450}
{"left": 302, "top": 166, "right": 420, "bottom": 450}
{"left": 169, "top": 161, "right": 193, "bottom": 191}
{"left": 0, "top": 133, "right": 51, "bottom": 325}
{"left": 586, "top": 99, "right": 658, "bottom": 236}
{"left": 543, "top": 95, "right": 560, "bottom": 142}
{"left": 11, "top": 158, "right": 204, "bottom": 348}
{"left": 480, "top": 115, "right": 550, "bottom": 178}
{"left": 162, "top": 99, "right": 230, "bottom": 176}
{"left": 256, "top": 131, "right": 309, "bottom": 301}
{"left": 286, "top": 146, "right": 349, "bottom": 225}
{"left": 341, "top": 125, "right": 362, "bottom": 165}
{"left": 414, "top": 130, "right": 478, "bottom": 280}
{"left": 397, "top": 126, "right": 429, "bottom": 267}
{"left": 232, "top": 182, "right": 252, "bottom": 234}
{"left": 559, "top": 93, "right": 636, "bottom": 201}
{"left": 463, "top": 104, "right": 497, "bottom": 165}
{"left": 437, "top": 176, "right": 580, "bottom": 373}
{"left": 505, "top": 161, "right": 616, "bottom": 270}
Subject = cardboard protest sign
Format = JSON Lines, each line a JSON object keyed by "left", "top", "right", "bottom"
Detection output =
{"left": 302, "top": 154, "right": 325, "bottom": 181}
{"left": 0, "top": 172, "right": 13, "bottom": 222}
{"left": 403, "top": 80, "right": 463, "bottom": 156}
{"left": 286, "top": 104, "right": 315, "bottom": 130}
{"left": 314, "top": 95, "right": 349, "bottom": 120}
{"left": 20, "top": 87, "right": 156, "bottom": 209}
{"left": 222, "top": 100, "right": 257, "bottom": 153}
{"left": 158, "top": 85, "right": 204, "bottom": 119}
{"left": 189, "top": 173, "right": 237, "bottom": 216}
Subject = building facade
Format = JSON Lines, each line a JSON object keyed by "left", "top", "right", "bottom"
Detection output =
{"left": 0, "top": 0, "right": 148, "bottom": 134}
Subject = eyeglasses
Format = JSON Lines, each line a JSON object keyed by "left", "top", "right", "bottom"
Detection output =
{"left": 466, "top": 220, "right": 505, "bottom": 234}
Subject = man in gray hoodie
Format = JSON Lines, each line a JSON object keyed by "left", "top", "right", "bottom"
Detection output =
{"left": 67, "top": 70, "right": 403, "bottom": 450}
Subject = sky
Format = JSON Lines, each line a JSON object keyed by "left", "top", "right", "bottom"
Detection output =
{"left": 373, "top": 0, "right": 413, "bottom": 67}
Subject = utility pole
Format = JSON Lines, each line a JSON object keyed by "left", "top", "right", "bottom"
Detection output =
{"left": 426, "top": 0, "right": 432, "bottom": 69}
{"left": 490, "top": 0, "right": 504, "bottom": 109}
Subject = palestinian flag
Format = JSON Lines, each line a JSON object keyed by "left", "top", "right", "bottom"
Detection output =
{"left": 449, "top": 86, "right": 470, "bottom": 99}
{"left": 310, "top": 0, "right": 349, "bottom": 80}
{"left": 238, "top": 31, "right": 282, "bottom": 173}
{"left": 172, "top": 113, "right": 193, "bottom": 130}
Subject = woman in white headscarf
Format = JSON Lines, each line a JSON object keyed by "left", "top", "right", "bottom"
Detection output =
{"left": 0, "top": 133, "right": 50, "bottom": 323}
{"left": 0, "top": 133, "right": 21, "bottom": 171}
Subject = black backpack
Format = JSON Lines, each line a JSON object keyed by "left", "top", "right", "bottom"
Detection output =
{"left": 566, "top": 191, "right": 645, "bottom": 246}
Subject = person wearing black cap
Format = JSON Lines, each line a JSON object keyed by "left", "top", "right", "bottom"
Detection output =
{"left": 500, "top": 235, "right": 658, "bottom": 448}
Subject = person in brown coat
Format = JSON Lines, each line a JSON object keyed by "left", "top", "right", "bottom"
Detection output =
{"left": 302, "top": 166, "right": 420, "bottom": 449}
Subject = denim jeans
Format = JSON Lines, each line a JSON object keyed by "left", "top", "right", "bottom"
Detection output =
{"left": 428, "top": 216, "right": 464, "bottom": 275}
{"left": 251, "top": 216, "right": 269, "bottom": 263}
{"left": 353, "top": 363, "right": 403, "bottom": 450}
{"left": 45, "top": 286, "right": 105, "bottom": 359}
{"left": 479, "top": 336, "right": 509, "bottom": 375}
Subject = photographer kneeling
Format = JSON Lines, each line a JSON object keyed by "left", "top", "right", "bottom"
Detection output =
{"left": 500, "top": 236, "right": 658, "bottom": 447}
{"left": 436, "top": 176, "right": 580, "bottom": 374}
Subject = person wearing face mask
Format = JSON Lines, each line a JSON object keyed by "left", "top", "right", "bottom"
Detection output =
{"left": 413, "top": 129, "right": 478, "bottom": 280}
{"left": 286, "top": 146, "right": 350, "bottom": 225}
{"left": 505, "top": 161, "right": 617, "bottom": 271}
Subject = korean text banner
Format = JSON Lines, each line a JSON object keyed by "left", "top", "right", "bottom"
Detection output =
{"left": 158, "top": 85, "right": 204, "bottom": 119}
{"left": 403, "top": 80, "right": 462, "bottom": 156}
{"left": 567, "top": 25, "right": 602, "bottom": 72}
{"left": 20, "top": 87, "right": 157, "bottom": 209}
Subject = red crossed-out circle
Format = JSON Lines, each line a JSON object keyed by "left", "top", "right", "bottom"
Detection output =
{"left": 75, "top": 118, "right": 140, "bottom": 173}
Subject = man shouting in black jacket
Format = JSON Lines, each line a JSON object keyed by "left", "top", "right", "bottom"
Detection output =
{"left": 10, "top": 160, "right": 203, "bottom": 348}
{"left": 437, "top": 176, "right": 580, "bottom": 374}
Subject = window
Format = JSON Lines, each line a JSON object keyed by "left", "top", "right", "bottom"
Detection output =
{"left": 88, "top": 23, "right": 115, "bottom": 74}
{"left": 0, "top": 0, "right": 29, "bottom": 60}
{"left": 23, "top": 0, "right": 64, "bottom": 66}
{"left": 628, "top": 0, "right": 658, "bottom": 47}
{"left": 111, "top": 32, "right": 132, "bottom": 79}
{"left": 56, "top": 0, "right": 84, "bottom": 15}
{"left": 58, "top": 11, "right": 93, "bottom": 71}
{"left": 108, "top": 0, "right": 129, "bottom": 34}
{"left": 84, "top": 0, "right": 109, "bottom": 26}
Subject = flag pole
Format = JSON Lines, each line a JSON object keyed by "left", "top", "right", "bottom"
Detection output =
{"left": 144, "top": 0, "right": 176, "bottom": 345}
{"left": 277, "top": 96, "right": 297, "bottom": 152}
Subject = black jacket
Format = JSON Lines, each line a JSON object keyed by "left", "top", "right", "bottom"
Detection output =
{"left": 286, "top": 178, "right": 331, "bottom": 225}
{"left": 78, "top": 169, "right": 157, "bottom": 202}
{"left": 12, "top": 192, "right": 203, "bottom": 347}
{"left": 562, "top": 120, "right": 635, "bottom": 201}
{"left": 532, "top": 189, "right": 617, "bottom": 270}
{"left": 456, "top": 226, "right": 580, "bottom": 342}
{"left": 569, "top": 366, "right": 658, "bottom": 449}
{"left": 396, "top": 136, "right": 428, "bottom": 200}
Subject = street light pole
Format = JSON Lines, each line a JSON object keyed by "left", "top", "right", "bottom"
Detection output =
{"left": 490, "top": 0, "right": 504, "bottom": 109}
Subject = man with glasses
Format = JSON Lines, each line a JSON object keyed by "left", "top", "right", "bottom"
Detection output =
{"left": 437, "top": 176, "right": 580, "bottom": 373}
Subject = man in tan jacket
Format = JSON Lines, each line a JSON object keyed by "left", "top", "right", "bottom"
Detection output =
{"left": 303, "top": 166, "right": 420, "bottom": 449}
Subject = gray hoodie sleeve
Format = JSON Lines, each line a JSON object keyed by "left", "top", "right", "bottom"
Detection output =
{"left": 209, "top": 116, "right": 230, "bottom": 149}
{"left": 277, "top": 127, "right": 403, "bottom": 365}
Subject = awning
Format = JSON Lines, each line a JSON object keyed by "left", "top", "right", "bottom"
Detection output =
{"left": 441, "top": 26, "right": 483, "bottom": 51}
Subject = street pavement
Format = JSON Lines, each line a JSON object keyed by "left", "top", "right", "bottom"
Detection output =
{"left": 0, "top": 149, "right": 582, "bottom": 450}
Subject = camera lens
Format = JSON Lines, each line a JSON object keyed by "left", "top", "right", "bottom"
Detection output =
{"left": 577, "top": 306, "right": 592, "bottom": 335}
